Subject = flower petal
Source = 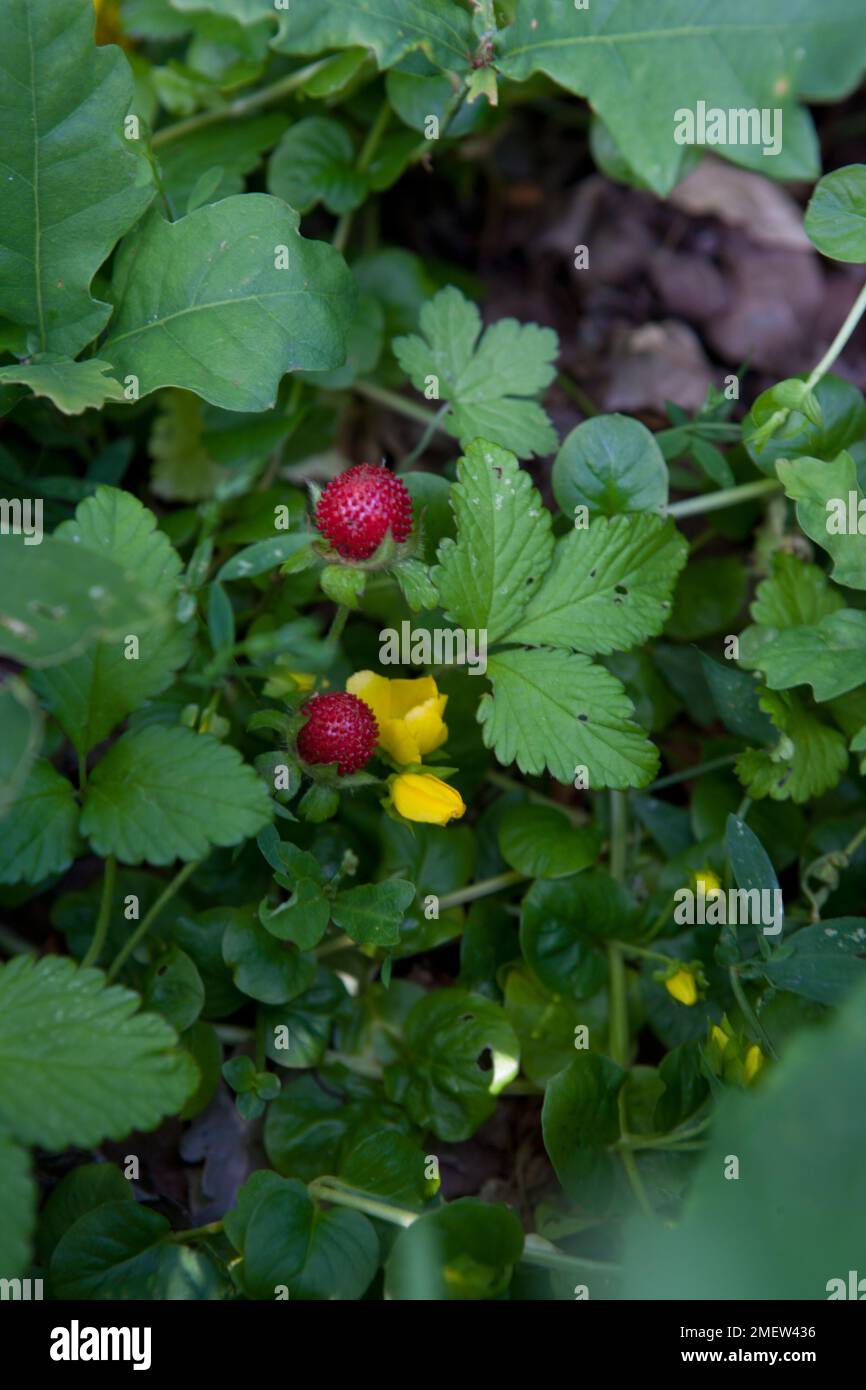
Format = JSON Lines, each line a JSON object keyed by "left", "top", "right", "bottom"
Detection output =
{"left": 346, "top": 670, "right": 392, "bottom": 723}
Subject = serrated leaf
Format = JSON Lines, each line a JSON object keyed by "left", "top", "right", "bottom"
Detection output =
{"left": 746, "top": 551, "right": 845, "bottom": 637}
{"left": 384, "top": 988, "right": 519, "bottom": 1141}
{"left": 743, "top": 608, "right": 866, "bottom": 702}
{"left": 736, "top": 689, "right": 848, "bottom": 804}
{"left": 496, "top": 1, "right": 833, "bottom": 196}
{"left": 0, "top": 0, "right": 154, "bottom": 357}
{"left": 506, "top": 514, "right": 686, "bottom": 653}
{"left": 0, "top": 356, "right": 124, "bottom": 414}
{"left": 0, "top": 533, "right": 158, "bottom": 669}
{"left": 331, "top": 879, "right": 417, "bottom": 947}
{"left": 81, "top": 725, "right": 272, "bottom": 865}
{"left": 0, "top": 1135, "right": 35, "bottom": 1280}
{"left": 267, "top": 117, "right": 367, "bottom": 215}
{"left": 480, "top": 647, "right": 659, "bottom": 790}
{"left": 0, "top": 955, "right": 197, "bottom": 1148}
{"left": 433, "top": 441, "right": 554, "bottom": 642}
{"left": 272, "top": 0, "right": 474, "bottom": 74}
{"left": 777, "top": 451, "right": 866, "bottom": 589}
{"left": 394, "top": 287, "right": 559, "bottom": 457}
{"left": 393, "top": 558, "right": 439, "bottom": 613}
{"left": 0, "top": 760, "right": 80, "bottom": 886}
{"left": 102, "top": 197, "right": 355, "bottom": 411}
{"left": 34, "top": 487, "right": 192, "bottom": 757}
{"left": 805, "top": 164, "right": 866, "bottom": 262}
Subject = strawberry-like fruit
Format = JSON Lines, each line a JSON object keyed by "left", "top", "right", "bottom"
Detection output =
{"left": 296, "top": 692, "right": 379, "bottom": 775}
{"left": 315, "top": 463, "right": 413, "bottom": 561}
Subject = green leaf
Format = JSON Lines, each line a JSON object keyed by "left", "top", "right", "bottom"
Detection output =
{"left": 264, "top": 1071, "right": 412, "bottom": 1182}
{"left": 744, "top": 550, "right": 845, "bottom": 637}
{"left": 0, "top": 760, "right": 80, "bottom": 886}
{"left": 267, "top": 117, "right": 367, "bottom": 214}
{"left": 480, "top": 647, "right": 659, "bottom": 790}
{"left": 80, "top": 725, "right": 272, "bottom": 865}
{"left": 218, "top": 534, "right": 312, "bottom": 582}
{"left": 171, "top": 907, "right": 245, "bottom": 1019}
{"left": 384, "top": 988, "right": 519, "bottom": 1141}
{"left": 331, "top": 879, "right": 417, "bottom": 947}
{"left": 504, "top": 966, "right": 603, "bottom": 1086}
{"left": 0, "top": 1135, "right": 35, "bottom": 1281}
{"left": 0, "top": 356, "right": 125, "bottom": 414}
{"left": 37, "top": 1162, "right": 132, "bottom": 1268}
{"left": 776, "top": 451, "right": 866, "bottom": 589}
{"left": 542, "top": 1053, "right": 625, "bottom": 1209}
{"left": 623, "top": 977, "right": 866, "bottom": 1297}
{"left": 157, "top": 113, "right": 288, "bottom": 212}
{"left": 339, "top": 1130, "right": 438, "bottom": 1209}
{"left": 49, "top": 1201, "right": 216, "bottom": 1299}
{"left": 0, "top": 0, "right": 153, "bottom": 357}
{"left": 520, "top": 871, "right": 637, "bottom": 997}
{"left": 0, "top": 955, "right": 197, "bottom": 1148}
{"left": 506, "top": 514, "right": 686, "bottom": 652}
{"left": 760, "top": 919, "right": 866, "bottom": 1004}
{"left": 743, "top": 608, "right": 866, "bottom": 702}
{"left": 0, "top": 534, "right": 158, "bottom": 669}
{"left": 34, "top": 487, "right": 192, "bottom": 757}
{"left": 736, "top": 689, "right": 848, "bottom": 804}
{"left": 242, "top": 1178, "right": 378, "bottom": 1301}
{"left": 385, "top": 1199, "right": 524, "bottom": 1301}
{"left": 698, "top": 654, "right": 775, "bottom": 744}
{"left": 0, "top": 677, "right": 43, "bottom": 817}
{"left": 320, "top": 562, "right": 366, "bottom": 609}
{"left": 223, "top": 908, "right": 315, "bottom": 1003}
{"left": 261, "top": 967, "right": 345, "bottom": 1069}
{"left": 260, "top": 877, "right": 331, "bottom": 950}
{"left": 393, "top": 558, "right": 439, "bottom": 613}
{"left": 498, "top": 805, "right": 600, "bottom": 880}
{"left": 743, "top": 373, "right": 866, "bottom": 476}
{"left": 666, "top": 556, "right": 748, "bottom": 640}
{"left": 805, "top": 164, "right": 866, "bottom": 262}
{"left": 497, "top": 1, "right": 826, "bottom": 196}
{"left": 394, "top": 288, "right": 559, "bottom": 458}
{"left": 725, "top": 814, "right": 781, "bottom": 928}
{"left": 142, "top": 944, "right": 205, "bottom": 1031}
{"left": 433, "top": 441, "right": 554, "bottom": 642}
{"left": 272, "top": 0, "right": 474, "bottom": 75}
{"left": 148, "top": 390, "right": 222, "bottom": 502}
{"left": 552, "top": 415, "right": 668, "bottom": 518}
{"left": 103, "top": 197, "right": 356, "bottom": 411}
{"left": 168, "top": 0, "right": 271, "bottom": 24}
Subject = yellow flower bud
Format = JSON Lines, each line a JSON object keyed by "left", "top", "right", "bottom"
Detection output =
{"left": 693, "top": 868, "right": 722, "bottom": 897}
{"left": 665, "top": 968, "right": 698, "bottom": 1006}
{"left": 392, "top": 772, "right": 465, "bottom": 826}
{"left": 743, "top": 1044, "right": 765, "bottom": 1084}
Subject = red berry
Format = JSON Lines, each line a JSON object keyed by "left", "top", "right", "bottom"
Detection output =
{"left": 296, "top": 692, "right": 379, "bottom": 775}
{"left": 315, "top": 463, "right": 413, "bottom": 561}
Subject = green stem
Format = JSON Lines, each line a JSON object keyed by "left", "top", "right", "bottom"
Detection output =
{"left": 729, "top": 966, "right": 778, "bottom": 1060}
{"left": 398, "top": 402, "right": 451, "bottom": 470}
{"left": 618, "top": 1138, "right": 657, "bottom": 1221}
{"left": 647, "top": 753, "right": 738, "bottom": 792}
{"left": 667, "top": 477, "right": 780, "bottom": 520}
{"left": 354, "top": 380, "right": 448, "bottom": 430}
{"left": 315, "top": 932, "right": 355, "bottom": 958}
{"left": 82, "top": 855, "right": 116, "bottom": 970}
{"left": 171, "top": 1220, "right": 225, "bottom": 1244}
{"left": 323, "top": 1049, "right": 382, "bottom": 1079}
{"left": 608, "top": 790, "right": 627, "bottom": 883}
{"left": 332, "top": 100, "right": 391, "bottom": 255}
{"left": 805, "top": 277, "right": 866, "bottom": 391}
{"left": 607, "top": 944, "right": 629, "bottom": 1067}
{"left": 107, "top": 859, "right": 201, "bottom": 981}
{"left": 438, "top": 870, "right": 525, "bottom": 911}
{"left": 151, "top": 58, "right": 335, "bottom": 148}
{"left": 611, "top": 939, "right": 676, "bottom": 967}
{"left": 326, "top": 604, "right": 350, "bottom": 646}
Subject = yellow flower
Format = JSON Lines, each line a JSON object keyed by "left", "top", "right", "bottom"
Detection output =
{"left": 347, "top": 671, "right": 448, "bottom": 765}
{"left": 693, "top": 868, "right": 722, "bottom": 897}
{"left": 665, "top": 968, "right": 698, "bottom": 1006}
{"left": 743, "top": 1044, "right": 765, "bottom": 1084}
{"left": 392, "top": 772, "right": 465, "bottom": 826}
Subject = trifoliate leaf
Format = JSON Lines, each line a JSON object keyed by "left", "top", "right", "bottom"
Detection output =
{"left": 267, "top": 117, "right": 367, "bottom": 215}
{"left": 81, "top": 726, "right": 272, "bottom": 865}
{"left": 506, "top": 515, "right": 687, "bottom": 653}
{"left": 0, "top": 761, "right": 80, "bottom": 886}
{"left": 736, "top": 689, "right": 848, "bottom": 803}
{"left": 742, "top": 609, "right": 866, "bottom": 702}
{"left": 331, "top": 879, "right": 417, "bottom": 947}
{"left": 480, "top": 648, "right": 659, "bottom": 790}
{"left": 0, "top": 1135, "right": 35, "bottom": 1280}
{"left": 34, "top": 488, "right": 192, "bottom": 757}
{"left": 394, "top": 287, "right": 559, "bottom": 458}
{"left": 272, "top": 0, "right": 474, "bottom": 75}
{"left": 0, "top": 0, "right": 154, "bottom": 357}
{"left": 433, "top": 441, "right": 554, "bottom": 642}
{"left": 0, "top": 357, "right": 125, "bottom": 415}
{"left": 103, "top": 197, "right": 356, "bottom": 411}
{"left": 497, "top": 2, "right": 828, "bottom": 196}
{"left": 384, "top": 988, "right": 520, "bottom": 1141}
{"left": 0, "top": 955, "right": 198, "bottom": 1148}
{"left": 777, "top": 451, "right": 866, "bottom": 589}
